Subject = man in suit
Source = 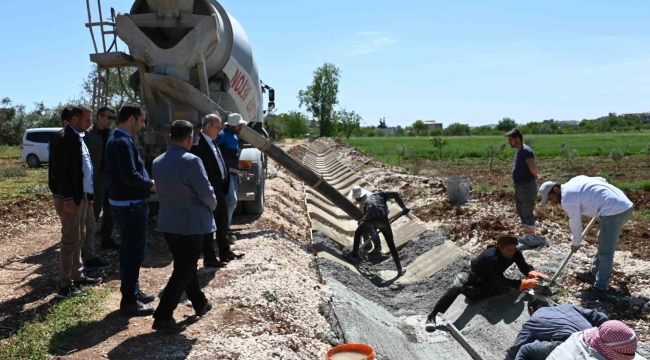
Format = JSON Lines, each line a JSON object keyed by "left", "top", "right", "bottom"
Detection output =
{"left": 105, "top": 102, "right": 156, "bottom": 317}
{"left": 49, "top": 105, "right": 102, "bottom": 298}
{"left": 85, "top": 107, "right": 119, "bottom": 251}
{"left": 191, "top": 114, "right": 243, "bottom": 267}
{"left": 152, "top": 120, "right": 216, "bottom": 333}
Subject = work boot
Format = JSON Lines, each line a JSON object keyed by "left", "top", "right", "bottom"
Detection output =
{"left": 83, "top": 258, "right": 111, "bottom": 271}
{"left": 425, "top": 313, "right": 437, "bottom": 332}
{"left": 203, "top": 259, "right": 226, "bottom": 268}
{"left": 576, "top": 288, "right": 613, "bottom": 301}
{"left": 120, "top": 300, "right": 155, "bottom": 317}
{"left": 227, "top": 233, "right": 237, "bottom": 244}
{"left": 138, "top": 291, "right": 155, "bottom": 304}
{"left": 575, "top": 270, "right": 596, "bottom": 284}
{"left": 226, "top": 250, "right": 244, "bottom": 261}
{"left": 152, "top": 318, "right": 186, "bottom": 334}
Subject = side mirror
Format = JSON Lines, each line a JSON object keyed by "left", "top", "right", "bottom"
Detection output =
{"left": 269, "top": 88, "right": 275, "bottom": 102}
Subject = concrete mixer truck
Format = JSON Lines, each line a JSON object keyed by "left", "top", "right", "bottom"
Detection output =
{"left": 84, "top": 0, "right": 365, "bottom": 220}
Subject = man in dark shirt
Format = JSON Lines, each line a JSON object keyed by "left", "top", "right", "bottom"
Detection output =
{"left": 349, "top": 186, "right": 410, "bottom": 276}
{"left": 506, "top": 129, "right": 539, "bottom": 241}
{"left": 425, "top": 235, "right": 546, "bottom": 332}
{"left": 505, "top": 296, "right": 608, "bottom": 360}
{"left": 105, "top": 102, "right": 157, "bottom": 317}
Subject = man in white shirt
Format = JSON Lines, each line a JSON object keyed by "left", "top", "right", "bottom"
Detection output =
{"left": 539, "top": 176, "right": 633, "bottom": 300}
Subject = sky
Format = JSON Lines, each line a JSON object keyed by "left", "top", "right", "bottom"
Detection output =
{"left": 1, "top": 0, "right": 650, "bottom": 128}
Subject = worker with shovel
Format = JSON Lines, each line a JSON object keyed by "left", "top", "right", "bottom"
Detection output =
{"left": 424, "top": 234, "right": 547, "bottom": 332}
{"left": 349, "top": 185, "right": 410, "bottom": 276}
{"left": 539, "top": 176, "right": 633, "bottom": 301}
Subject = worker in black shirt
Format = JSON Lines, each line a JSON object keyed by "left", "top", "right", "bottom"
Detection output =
{"left": 349, "top": 186, "right": 410, "bottom": 276}
{"left": 424, "top": 234, "right": 547, "bottom": 332}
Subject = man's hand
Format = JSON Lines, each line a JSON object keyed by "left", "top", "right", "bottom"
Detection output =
{"left": 534, "top": 173, "right": 539, "bottom": 181}
{"left": 402, "top": 207, "right": 410, "bottom": 216}
{"left": 519, "top": 279, "right": 539, "bottom": 292}
{"left": 63, "top": 199, "right": 77, "bottom": 214}
{"left": 237, "top": 173, "right": 242, "bottom": 184}
{"left": 571, "top": 244, "right": 581, "bottom": 253}
{"left": 88, "top": 200, "right": 94, "bottom": 207}
{"left": 150, "top": 180, "right": 156, "bottom": 193}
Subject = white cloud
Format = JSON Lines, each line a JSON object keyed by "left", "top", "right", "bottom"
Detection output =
{"left": 346, "top": 32, "right": 397, "bottom": 56}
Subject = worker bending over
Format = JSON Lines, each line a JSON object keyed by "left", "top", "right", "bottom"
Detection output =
{"left": 349, "top": 186, "right": 410, "bottom": 276}
{"left": 539, "top": 175, "right": 633, "bottom": 301}
{"left": 505, "top": 295, "right": 608, "bottom": 360}
{"left": 547, "top": 320, "right": 638, "bottom": 360}
{"left": 424, "top": 234, "right": 547, "bottom": 332}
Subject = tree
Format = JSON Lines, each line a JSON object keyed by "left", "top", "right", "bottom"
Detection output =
{"left": 297, "top": 63, "right": 340, "bottom": 137}
{"left": 281, "top": 111, "right": 310, "bottom": 138}
{"left": 377, "top": 117, "right": 387, "bottom": 129}
{"left": 609, "top": 149, "right": 624, "bottom": 172}
{"left": 395, "top": 126, "right": 405, "bottom": 136}
{"left": 444, "top": 123, "right": 471, "bottom": 136}
{"left": 430, "top": 137, "right": 448, "bottom": 158}
{"left": 485, "top": 143, "right": 506, "bottom": 171}
{"left": 412, "top": 120, "right": 425, "bottom": 135}
{"left": 334, "top": 109, "right": 362, "bottom": 139}
{"left": 496, "top": 117, "right": 517, "bottom": 132}
{"left": 73, "top": 64, "right": 138, "bottom": 110}
{"left": 264, "top": 113, "right": 286, "bottom": 140}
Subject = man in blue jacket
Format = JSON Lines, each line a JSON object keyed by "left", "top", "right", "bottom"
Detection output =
{"left": 216, "top": 113, "right": 247, "bottom": 242}
{"left": 504, "top": 296, "right": 608, "bottom": 360}
{"left": 152, "top": 120, "right": 216, "bottom": 333}
{"left": 105, "top": 102, "right": 156, "bottom": 317}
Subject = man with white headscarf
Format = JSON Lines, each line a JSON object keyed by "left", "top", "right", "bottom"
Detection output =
{"left": 547, "top": 320, "right": 639, "bottom": 360}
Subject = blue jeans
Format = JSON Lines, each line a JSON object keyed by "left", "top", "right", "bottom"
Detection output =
{"left": 516, "top": 341, "right": 560, "bottom": 360}
{"left": 112, "top": 201, "right": 148, "bottom": 303}
{"left": 226, "top": 174, "right": 238, "bottom": 228}
{"left": 592, "top": 208, "right": 633, "bottom": 290}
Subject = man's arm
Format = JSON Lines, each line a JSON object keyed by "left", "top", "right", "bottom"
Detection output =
{"left": 382, "top": 190, "right": 407, "bottom": 209}
{"left": 114, "top": 140, "right": 154, "bottom": 190}
{"left": 188, "top": 157, "right": 217, "bottom": 212}
{"left": 55, "top": 137, "right": 75, "bottom": 200}
{"left": 525, "top": 158, "right": 538, "bottom": 179}
{"left": 575, "top": 305, "right": 608, "bottom": 326}
{"left": 513, "top": 251, "right": 535, "bottom": 276}
{"left": 487, "top": 259, "right": 521, "bottom": 289}
{"left": 565, "top": 205, "right": 583, "bottom": 246}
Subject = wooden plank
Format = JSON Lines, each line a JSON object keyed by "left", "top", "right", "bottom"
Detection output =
{"left": 397, "top": 242, "right": 465, "bottom": 284}
{"left": 311, "top": 219, "right": 353, "bottom": 247}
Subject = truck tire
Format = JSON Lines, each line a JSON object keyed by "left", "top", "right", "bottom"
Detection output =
{"left": 244, "top": 170, "right": 265, "bottom": 215}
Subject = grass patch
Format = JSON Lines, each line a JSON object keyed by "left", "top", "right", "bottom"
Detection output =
{"left": 0, "top": 145, "right": 20, "bottom": 160}
{"left": 0, "top": 287, "right": 110, "bottom": 360}
{"left": 0, "top": 167, "right": 47, "bottom": 205}
{"left": 0, "top": 166, "right": 27, "bottom": 179}
{"left": 478, "top": 184, "right": 491, "bottom": 194}
{"left": 343, "top": 133, "right": 650, "bottom": 162}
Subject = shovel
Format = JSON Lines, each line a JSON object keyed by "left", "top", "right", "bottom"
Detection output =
{"left": 533, "top": 217, "right": 598, "bottom": 296}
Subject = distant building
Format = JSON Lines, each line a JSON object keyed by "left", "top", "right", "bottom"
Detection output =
{"left": 423, "top": 120, "right": 443, "bottom": 131}
{"left": 379, "top": 127, "right": 397, "bottom": 134}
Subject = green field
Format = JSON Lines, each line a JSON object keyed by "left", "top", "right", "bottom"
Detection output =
{"left": 0, "top": 146, "right": 48, "bottom": 205}
{"left": 342, "top": 133, "right": 650, "bottom": 164}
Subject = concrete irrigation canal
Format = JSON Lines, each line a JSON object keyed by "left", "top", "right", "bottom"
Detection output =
{"left": 298, "top": 140, "right": 536, "bottom": 360}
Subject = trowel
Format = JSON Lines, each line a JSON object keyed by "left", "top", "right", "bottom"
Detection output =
{"left": 531, "top": 217, "right": 597, "bottom": 296}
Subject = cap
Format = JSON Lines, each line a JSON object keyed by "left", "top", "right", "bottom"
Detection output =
{"left": 227, "top": 113, "right": 247, "bottom": 126}
{"left": 505, "top": 128, "right": 522, "bottom": 137}
{"left": 539, "top": 181, "right": 557, "bottom": 205}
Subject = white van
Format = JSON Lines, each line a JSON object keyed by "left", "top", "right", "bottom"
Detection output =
{"left": 22, "top": 127, "right": 62, "bottom": 168}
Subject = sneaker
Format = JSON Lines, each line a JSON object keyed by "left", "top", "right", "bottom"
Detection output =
{"left": 74, "top": 276, "right": 102, "bottom": 286}
{"left": 576, "top": 288, "right": 613, "bottom": 301}
{"left": 227, "top": 234, "right": 237, "bottom": 244}
{"left": 57, "top": 286, "right": 87, "bottom": 299}
{"left": 83, "top": 258, "right": 111, "bottom": 271}
{"left": 138, "top": 291, "right": 155, "bottom": 304}
{"left": 101, "top": 238, "right": 120, "bottom": 250}
{"left": 152, "top": 318, "right": 186, "bottom": 334}
{"left": 120, "top": 300, "right": 155, "bottom": 317}
{"left": 425, "top": 314, "right": 437, "bottom": 332}
{"left": 195, "top": 301, "right": 213, "bottom": 317}
{"left": 575, "top": 270, "right": 596, "bottom": 284}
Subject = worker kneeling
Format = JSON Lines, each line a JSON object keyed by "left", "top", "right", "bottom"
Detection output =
{"left": 424, "top": 234, "right": 547, "bottom": 332}
{"left": 349, "top": 186, "right": 410, "bottom": 276}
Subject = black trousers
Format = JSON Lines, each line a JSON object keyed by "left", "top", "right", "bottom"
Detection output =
{"left": 353, "top": 216, "right": 402, "bottom": 270}
{"left": 431, "top": 270, "right": 507, "bottom": 315}
{"left": 203, "top": 193, "right": 230, "bottom": 263}
{"left": 154, "top": 233, "right": 207, "bottom": 321}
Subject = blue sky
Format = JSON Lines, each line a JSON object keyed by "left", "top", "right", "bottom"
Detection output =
{"left": 1, "top": 0, "right": 649, "bottom": 127}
